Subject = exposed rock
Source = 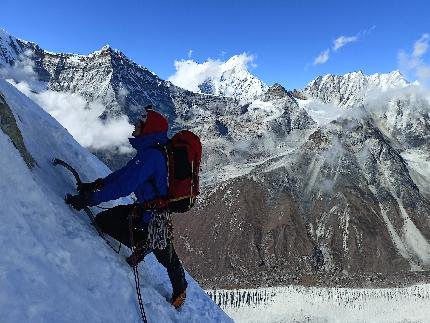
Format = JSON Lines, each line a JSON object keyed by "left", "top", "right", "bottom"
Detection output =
{"left": 0, "top": 91, "right": 36, "bottom": 168}
{"left": 263, "top": 83, "right": 290, "bottom": 101}
{"left": 175, "top": 117, "right": 430, "bottom": 288}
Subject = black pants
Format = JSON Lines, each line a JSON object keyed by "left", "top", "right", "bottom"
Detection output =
{"left": 94, "top": 204, "right": 187, "bottom": 296}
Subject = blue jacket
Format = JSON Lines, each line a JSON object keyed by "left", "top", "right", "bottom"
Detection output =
{"left": 88, "top": 132, "right": 168, "bottom": 223}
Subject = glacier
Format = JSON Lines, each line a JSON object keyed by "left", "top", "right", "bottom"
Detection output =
{"left": 208, "top": 285, "right": 430, "bottom": 323}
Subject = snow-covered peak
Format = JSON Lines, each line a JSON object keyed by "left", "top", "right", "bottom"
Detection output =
{"left": 221, "top": 54, "right": 251, "bottom": 72}
{"left": 0, "top": 29, "right": 25, "bottom": 65}
{"left": 0, "top": 28, "right": 10, "bottom": 39}
{"left": 93, "top": 44, "right": 126, "bottom": 57}
{"left": 304, "top": 70, "right": 409, "bottom": 107}
{"left": 216, "top": 55, "right": 268, "bottom": 103}
{"left": 169, "top": 53, "right": 268, "bottom": 103}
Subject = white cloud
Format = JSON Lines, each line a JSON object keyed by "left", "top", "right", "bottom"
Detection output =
{"left": 168, "top": 53, "right": 255, "bottom": 93}
{"left": 188, "top": 49, "right": 193, "bottom": 58}
{"left": 398, "top": 33, "right": 430, "bottom": 88}
{"left": 0, "top": 50, "right": 42, "bottom": 89}
{"left": 333, "top": 35, "right": 358, "bottom": 51}
{"left": 313, "top": 49, "right": 330, "bottom": 65}
{"left": 310, "top": 27, "right": 374, "bottom": 68}
{"left": 299, "top": 99, "right": 342, "bottom": 125}
{"left": 333, "top": 26, "right": 375, "bottom": 51}
{"left": 1, "top": 54, "right": 134, "bottom": 153}
{"left": 413, "top": 34, "right": 429, "bottom": 58}
{"left": 12, "top": 81, "right": 134, "bottom": 153}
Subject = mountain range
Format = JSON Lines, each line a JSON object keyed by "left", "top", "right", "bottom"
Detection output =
{"left": 1, "top": 29, "right": 430, "bottom": 291}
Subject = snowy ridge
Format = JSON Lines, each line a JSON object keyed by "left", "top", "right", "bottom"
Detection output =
{"left": 0, "top": 29, "right": 26, "bottom": 65}
{"left": 304, "top": 70, "right": 409, "bottom": 107}
{"left": 208, "top": 285, "right": 430, "bottom": 323}
{"left": 367, "top": 70, "right": 408, "bottom": 90}
{"left": 0, "top": 78, "right": 231, "bottom": 322}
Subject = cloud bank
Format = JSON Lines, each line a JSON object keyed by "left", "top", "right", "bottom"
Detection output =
{"left": 1, "top": 52, "right": 134, "bottom": 153}
{"left": 0, "top": 50, "right": 40, "bottom": 87}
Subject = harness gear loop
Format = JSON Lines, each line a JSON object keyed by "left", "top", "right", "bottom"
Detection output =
{"left": 147, "top": 209, "right": 173, "bottom": 250}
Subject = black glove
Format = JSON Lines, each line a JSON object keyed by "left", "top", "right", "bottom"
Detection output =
{"left": 77, "top": 178, "right": 104, "bottom": 195}
{"left": 65, "top": 193, "right": 88, "bottom": 211}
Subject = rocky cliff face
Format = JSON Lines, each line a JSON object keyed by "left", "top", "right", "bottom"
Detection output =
{"left": 176, "top": 79, "right": 430, "bottom": 288}
{"left": 176, "top": 114, "right": 430, "bottom": 288}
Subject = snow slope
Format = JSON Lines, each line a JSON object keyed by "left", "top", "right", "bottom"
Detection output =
{"left": 0, "top": 78, "right": 231, "bottom": 323}
{"left": 402, "top": 148, "right": 430, "bottom": 198}
{"left": 0, "top": 29, "right": 24, "bottom": 64}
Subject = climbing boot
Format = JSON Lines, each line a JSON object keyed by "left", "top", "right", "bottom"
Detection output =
{"left": 171, "top": 290, "right": 186, "bottom": 310}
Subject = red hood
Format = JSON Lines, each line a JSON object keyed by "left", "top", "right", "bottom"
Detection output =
{"left": 139, "top": 110, "right": 168, "bottom": 136}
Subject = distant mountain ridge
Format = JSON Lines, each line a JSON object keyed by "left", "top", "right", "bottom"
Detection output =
{"left": 303, "top": 70, "right": 409, "bottom": 107}
{"left": 0, "top": 29, "right": 311, "bottom": 172}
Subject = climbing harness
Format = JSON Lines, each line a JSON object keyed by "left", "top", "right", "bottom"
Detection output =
{"left": 54, "top": 157, "right": 176, "bottom": 322}
{"left": 127, "top": 206, "right": 173, "bottom": 322}
{"left": 147, "top": 209, "right": 173, "bottom": 250}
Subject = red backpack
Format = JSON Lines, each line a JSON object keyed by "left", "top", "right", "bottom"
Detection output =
{"left": 165, "top": 130, "right": 202, "bottom": 213}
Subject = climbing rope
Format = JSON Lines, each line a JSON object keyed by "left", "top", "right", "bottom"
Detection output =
{"left": 128, "top": 208, "right": 148, "bottom": 323}
{"left": 128, "top": 207, "right": 173, "bottom": 322}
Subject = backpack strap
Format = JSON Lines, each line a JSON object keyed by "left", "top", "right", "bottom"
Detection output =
{"left": 143, "top": 143, "right": 170, "bottom": 210}
{"left": 149, "top": 176, "right": 161, "bottom": 199}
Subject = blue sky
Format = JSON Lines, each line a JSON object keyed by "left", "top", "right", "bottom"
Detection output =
{"left": 1, "top": 0, "right": 429, "bottom": 89}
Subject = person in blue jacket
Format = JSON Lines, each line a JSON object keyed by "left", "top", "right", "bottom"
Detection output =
{"left": 66, "top": 106, "right": 187, "bottom": 309}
